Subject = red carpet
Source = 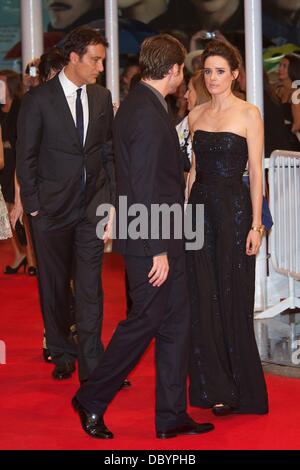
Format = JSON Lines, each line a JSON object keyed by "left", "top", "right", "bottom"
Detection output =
{"left": 0, "top": 239, "right": 300, "bottom": 450}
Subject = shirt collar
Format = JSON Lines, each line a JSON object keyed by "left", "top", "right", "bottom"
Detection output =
{"left": 59, "top": 68, "right": 87, "bottom": 97}
{"left": 141, "top": 81, "right": 168, "bottom": 113}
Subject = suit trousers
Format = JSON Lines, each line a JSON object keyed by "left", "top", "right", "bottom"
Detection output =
{"left": 30, "top": 214, "right": 105, "bottom": 381}
{"left": 77, "top": 254, "right": 191, "bottom": 432}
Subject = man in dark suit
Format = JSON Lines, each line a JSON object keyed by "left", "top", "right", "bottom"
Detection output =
{"left": 16, "top": 27, "right": 116, "bottom": 382}
{"left": 72, "top": 34, "right": 214, "bottom": 439}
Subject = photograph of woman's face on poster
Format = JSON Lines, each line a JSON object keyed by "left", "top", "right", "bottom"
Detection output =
{"left": 45, "top": 0, "right": 104, "bottom": 31}
{"left": 43, "top": 0, "right": 300, "bottom": 45}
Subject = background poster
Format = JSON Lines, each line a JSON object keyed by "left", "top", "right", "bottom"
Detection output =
{"left": 0, "top": 0, "right": 49, "bottom": 71}
{"left": 0, "top": 0, "right": 299, "bottom": 72}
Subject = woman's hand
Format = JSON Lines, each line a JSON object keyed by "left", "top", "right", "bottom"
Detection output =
{"left": 246, "top": 229, "right": 262, "bottom": 256}
{"left": 10, "top": 199, "right": 24, "bottom": 230}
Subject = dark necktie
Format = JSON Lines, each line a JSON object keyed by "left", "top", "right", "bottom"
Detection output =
{"left": 76, "top": 88, "right": 85, "bottom": 197}
{"left": 76, "top": 88, "right": 84, "bottom": 146}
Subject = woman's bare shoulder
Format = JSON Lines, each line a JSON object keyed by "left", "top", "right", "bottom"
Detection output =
{"left": 235, "top": 98, "right": 261, "bottom": 117}
{"left": 188, "top": 102, "right": 210, "bottom": 130}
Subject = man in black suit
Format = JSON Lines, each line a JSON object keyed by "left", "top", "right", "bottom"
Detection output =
{"left": 72, "top": 34, "right": 214, "bottom": 439}
{"left": 16, "top": 27, "right": 116, "bottom": 382}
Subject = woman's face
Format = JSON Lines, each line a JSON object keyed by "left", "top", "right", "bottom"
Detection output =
{"left": 203, "top": 55, "right": 238, "bottom": 95}
{"left": 0, "top": 75, "right": 9, "bottom": 103}
{"left": 184, "top": 79, "right": 197, "bottom": 111}
{"left": 45, "top": 0, "right": 101, "bottom": 29}
{"left": 278, "top": 58, "right": 290, "bottom": 81}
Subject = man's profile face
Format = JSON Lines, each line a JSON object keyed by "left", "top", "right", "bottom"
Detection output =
{"left": 45, "top": 0, "right": 102, "bottom": 30}
{"left": 71, "top": 43, "right": 106, "bottom": 86}
{"left": 168, "top": 63, "right": 184, "bottom": 94}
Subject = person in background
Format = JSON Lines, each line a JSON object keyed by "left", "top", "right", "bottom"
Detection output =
{"left": 0, "top": 126, "right": 12, "bottom": 241}
{"left": 238, "top": 60, "right": 300, "bottom": 154}
{"left": 284, "top": 55, "right": 300, "bottom": 136}
{"left": 120, "top": 57, "right": 140, "bottom": 101}
{"left": 11, "top": 47, "right": 67, "bottom": 363}
{"left": 275, "top": 54, "right": 300, "bottom": 141}
{"left": 0, "top": 70, "right": 26, "bottom": 274}
{"left": 10, "top": 51, "right": 68, "bottom": 277}
{"left": 176, "top": 70, "right": 210, "bottom": 199}
{"left": 38, "top": 48, "right": 66, "bottom": 83}
{"left": 276, "top": 56, "right": 293, "bottom": 104}
{"left": 23, "top": 59, "right": 40, "bottom": 92}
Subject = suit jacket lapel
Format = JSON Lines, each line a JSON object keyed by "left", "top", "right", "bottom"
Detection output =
{"left": 84, "top": 85, "right": 94, "bottom": 149}
{"left": 49, "top": 76, "right": 82, "bottom": 149}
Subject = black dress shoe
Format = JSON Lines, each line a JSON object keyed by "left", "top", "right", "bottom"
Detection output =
{"left": 119, "top": 379, "right": 131, "bottom": 389}
{"left": 212, "top": 404, "right": 235, "bottom": 416}
{"left": 52, "top": 362, "right": 76, "bottom": 380}
{"left": 72, "top": 396, "right": 114, "bottom": 439}
{"left": 156, "top": 419, "right": 214, "bottom": 439}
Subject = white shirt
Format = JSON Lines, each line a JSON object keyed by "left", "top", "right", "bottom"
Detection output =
{"left": 58, "top": 68, "right": 89, "bottom": 145}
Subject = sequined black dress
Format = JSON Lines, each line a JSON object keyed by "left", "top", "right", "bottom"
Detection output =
{"left": 187, "top": 130, "right": 268, "bottom": 414}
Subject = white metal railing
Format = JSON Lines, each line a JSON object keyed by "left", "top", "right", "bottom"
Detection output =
{"left": 256, "top": 150, "right": 300, "bottom": 319}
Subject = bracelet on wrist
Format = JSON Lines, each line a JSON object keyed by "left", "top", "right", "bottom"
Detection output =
{"left": 251, "top": 225, "right": 264, "bottom": 236}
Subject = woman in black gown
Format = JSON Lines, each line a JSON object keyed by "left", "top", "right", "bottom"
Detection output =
{"left": 186, "top": 40, "right": 268, "bottom": 416}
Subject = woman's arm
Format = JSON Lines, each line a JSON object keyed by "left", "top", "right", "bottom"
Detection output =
{"left": 187, "top": 113, "right": 197, "bottom": 198}
{"left": 10, "top": 172, "right": 24, "bottom": 229}
{"left": 0, "top": 126, "right": 4, "bottom": 170}
{"left": 291, "top": 103, "right": 300, "bottom": 133}
{"left": 187, "top": 150, "right": 196, "bottom": 198}
{"left": 246, "top": 105, "right": 264, "bottom": 256}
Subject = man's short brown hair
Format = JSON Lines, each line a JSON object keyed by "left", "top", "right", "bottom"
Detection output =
{"left": 139, "top": 34, "right": 186, "bottom": 80}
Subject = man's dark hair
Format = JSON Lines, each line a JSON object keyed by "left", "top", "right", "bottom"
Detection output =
{"left": 63, "top": 27, "right": 108, "bottom": 63}
{"left": 38, "top": 47, "right": 65, "bottom": 83}
{"left": 139, "top": 34, "right": 186, "bottom": 80}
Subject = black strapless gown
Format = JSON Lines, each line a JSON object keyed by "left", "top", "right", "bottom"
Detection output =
{"left": 187, "top": 130, "right": 268, "bottom": 414}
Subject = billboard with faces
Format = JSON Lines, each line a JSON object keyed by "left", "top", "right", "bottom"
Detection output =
{"left": 0, "top": 0, "right": 299, "bottom": 72}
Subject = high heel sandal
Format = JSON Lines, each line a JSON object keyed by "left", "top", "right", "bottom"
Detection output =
{"left": 4, "top": 256, "right": 27, "bottom": 274}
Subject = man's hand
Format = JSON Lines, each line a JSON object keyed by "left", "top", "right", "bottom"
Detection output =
{"left": 148, "top": 254, "right": 169, "bottom": 287}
